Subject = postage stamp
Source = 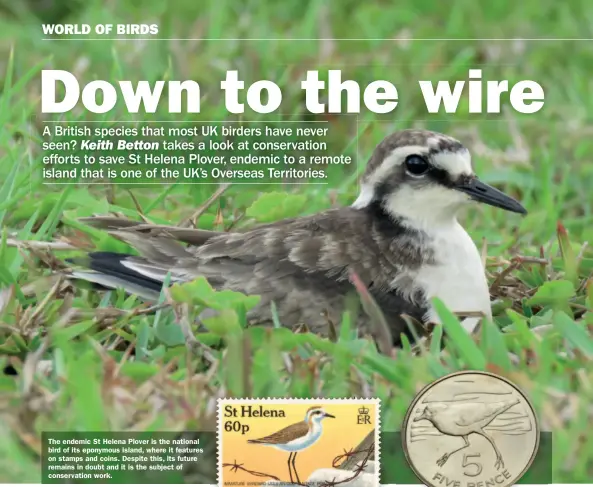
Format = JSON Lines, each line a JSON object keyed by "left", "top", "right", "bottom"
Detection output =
{"left": 217, "top": 398, "right": 380, "bottom": 487}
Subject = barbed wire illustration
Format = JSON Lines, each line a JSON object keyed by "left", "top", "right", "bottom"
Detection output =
{"left": 222, "top": 460, "right": 282, "bottom": 482}
{"left": 323, "top": 445, "right": 374, "bottom": 486}
{"left": 222, "top": 444, "right": 374, "bottom": 486}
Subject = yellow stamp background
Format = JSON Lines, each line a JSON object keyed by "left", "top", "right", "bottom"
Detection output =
{"left": 218, "top": 398, "right": 380, "bottom": 486}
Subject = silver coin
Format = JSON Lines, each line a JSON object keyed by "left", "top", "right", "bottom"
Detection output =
{"left": 402, "top": 371, "right": 539, "bottom": 487}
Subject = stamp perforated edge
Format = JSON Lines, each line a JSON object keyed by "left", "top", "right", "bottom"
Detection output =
{"left": 216, "top": 397, "right": 381, "bottom": 487}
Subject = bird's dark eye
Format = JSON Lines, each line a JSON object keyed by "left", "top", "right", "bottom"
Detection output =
{"left": 405, "top": 155, "right": 430, "bottom": 176}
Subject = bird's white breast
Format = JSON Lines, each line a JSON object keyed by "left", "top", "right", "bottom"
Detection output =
{"left": 412, "top": 222, "right": 491, "bottom": 332}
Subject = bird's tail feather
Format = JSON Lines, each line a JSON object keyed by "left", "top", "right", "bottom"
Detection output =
{"left": 69, "top": 270, "right": 161, "bottom": 301}
{"left": 66, "top": 216, "right": 211, "bottom": 300}
{"left": 67, "top": 252, "right": 170, "bottom": 301}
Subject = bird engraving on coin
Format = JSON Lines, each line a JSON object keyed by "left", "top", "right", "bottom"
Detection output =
{"left": 67, "top": 129, "right": 527, "bottom": 345}
{"left": 246, "top": 406, "right": 335, "bottom": 484}
{"left": 402, "top": 371, "right": 539, "bottom": 487}
{"left": 414, "top": 398, "right": 520, "bottom": 469}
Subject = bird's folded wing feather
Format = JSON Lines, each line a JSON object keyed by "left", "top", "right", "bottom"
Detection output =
{"left": 73, "top": 209, "right": 428, "bottom": 334}
{"left": 249, "top": 421, "right": 309, "bottom": 444}
{"left": 454, "top": 401, "right": 516, "bottom": 427}
{"left": 78, "top": 209, "right": 401, "bottom": 286}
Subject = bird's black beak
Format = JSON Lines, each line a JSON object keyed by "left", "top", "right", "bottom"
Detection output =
{"left": 324, "top": 413, "right": 336, "bottom": 419}
{"left": 456, "top": 178, "right": 527, "bottom": 215}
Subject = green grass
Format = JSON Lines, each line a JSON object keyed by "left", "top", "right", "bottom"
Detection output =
{"left": 1, "top": 0, "right": 593, "bottom": 483}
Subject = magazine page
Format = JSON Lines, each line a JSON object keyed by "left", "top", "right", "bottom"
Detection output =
{"left": 0, "top": 1, "right": 591, "bottom": 486}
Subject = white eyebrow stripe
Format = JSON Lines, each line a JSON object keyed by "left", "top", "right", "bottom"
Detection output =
{"left": 432, "top": 149, "right": 472, "bottom": 178}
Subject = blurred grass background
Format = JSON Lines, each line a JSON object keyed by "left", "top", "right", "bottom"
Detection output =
{"left": 0, "top": 0, "right": 592, "bottom": 483}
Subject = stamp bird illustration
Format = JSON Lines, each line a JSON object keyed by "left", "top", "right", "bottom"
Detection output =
{"left": 65, "top": 129, "right": 527, "bottom": 346}
{"left": 414, "top": 398, "right": 520, "bottom": 470}
{"left": 246, "top": 406, "right": 335, "bottom": 484}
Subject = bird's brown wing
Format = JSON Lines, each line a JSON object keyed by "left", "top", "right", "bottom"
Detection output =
{"left": 249, "top": 421, "right": 309, "bottom": 444}
{"left": 71, "top": 207, "right": 430, "bottom": 341}
{"left": 177, "top": 206, "right": 428, "bottom": 333}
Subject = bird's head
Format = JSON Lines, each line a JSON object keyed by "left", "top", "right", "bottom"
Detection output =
{"left": 352, "top": 129, "right": 527, "bottom": 228}
{"left": 305, "top": 406, "right": 336, "bottom": 424}
{"left": 413, "top": 403, "right": 446, "bottom": 422}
